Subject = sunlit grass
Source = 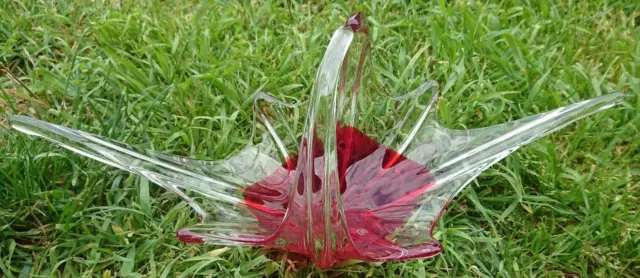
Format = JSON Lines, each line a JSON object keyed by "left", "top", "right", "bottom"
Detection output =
{"left": 1, "top": 0, "right": 639, "bottom": 277}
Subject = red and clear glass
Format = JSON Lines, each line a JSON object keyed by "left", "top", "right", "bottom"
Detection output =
{"left": 10, "top": 12, "right": 624, "bottom": 268}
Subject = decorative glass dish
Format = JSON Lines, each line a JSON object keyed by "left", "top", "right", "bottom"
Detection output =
{"left": 10, "top": 13, "right": 624, "bottom": 268}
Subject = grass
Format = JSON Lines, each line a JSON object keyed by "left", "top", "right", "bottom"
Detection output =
{"left": 1, "top": 0, "right": 639, "bottom": 277}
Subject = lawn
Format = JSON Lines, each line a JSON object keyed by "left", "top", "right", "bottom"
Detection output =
{"left": 1, "top": 0, "right": 639, "bottom": 277}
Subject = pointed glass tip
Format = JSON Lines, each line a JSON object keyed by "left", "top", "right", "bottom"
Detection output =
{"left": 346, "top": 12, "right": 363, "bottom": 32}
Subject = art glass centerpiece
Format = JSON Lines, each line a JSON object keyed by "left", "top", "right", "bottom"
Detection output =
{"left": 10, "top": 13, "right": 624, "bottom": 268}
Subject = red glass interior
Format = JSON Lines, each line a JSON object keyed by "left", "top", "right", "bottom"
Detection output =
{"left": 239, "top": 124, "right": 441, "bottom": 266}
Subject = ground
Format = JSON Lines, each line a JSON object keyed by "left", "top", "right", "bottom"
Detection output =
{"left": 1, "top": 1, "right": 639, "bottom": 277}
